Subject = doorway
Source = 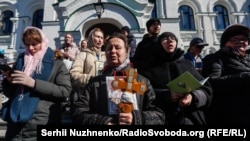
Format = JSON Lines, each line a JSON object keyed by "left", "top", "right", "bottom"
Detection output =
{"left": 85, "top": 23, "right": 120, "bottom": 39}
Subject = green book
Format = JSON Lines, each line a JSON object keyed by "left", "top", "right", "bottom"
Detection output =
{"left": 166, "top": 71, "right": 209, "bottom": 94}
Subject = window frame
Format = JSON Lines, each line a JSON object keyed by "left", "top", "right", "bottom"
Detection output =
{"left": 32, "top": 9, "right": 44, "bottom": 29}
{"left": 213, "top": 5, "right": 230, "bottom": 30}
{"left": 0, "top": 10, "right": 14, "bottom": 35}
{"left": 178, "top": 5, "right": 195, "bottom": 31}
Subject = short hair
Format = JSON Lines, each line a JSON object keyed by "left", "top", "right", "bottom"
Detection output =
{"left": 104, "top": 33, "right": 129, "bottom": 52}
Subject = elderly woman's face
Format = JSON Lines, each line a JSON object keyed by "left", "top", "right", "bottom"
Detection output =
{"left": 224, "top": 35, "right": 249, "bottom": 52}
{"left": 105, "top": 37, "right": 127, "bottom": 67}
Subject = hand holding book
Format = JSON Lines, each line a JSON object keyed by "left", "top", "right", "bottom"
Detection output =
{"left": 167, "top": 71, "right": 209, "bottom": 95}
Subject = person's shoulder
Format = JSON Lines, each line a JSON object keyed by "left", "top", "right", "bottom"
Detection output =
{"left": 183, "top": 52, "right": 191, "bottom": 57}
{"left": 81, "top": 48, "right": 92, "bottom": 53}
{"left": 53, "top": 58, "right": 65, "bottom": 67}
{"left": 203, "top": 52, "right": 217, "bottom": 60}
{"left": 202, "top": 52, "right": 222, "bottom": 64}
{"left": 128, "top": 33, "right": 136, "bottom": 38}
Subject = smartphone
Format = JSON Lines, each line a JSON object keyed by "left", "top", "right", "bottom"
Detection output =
{"left": 0, "top": 64, "right": 14, "bottom": 76}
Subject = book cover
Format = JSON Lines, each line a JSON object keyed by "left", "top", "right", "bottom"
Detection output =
{"left": 166, "top": 71, "right": 209, "bottom": 94}
{"left": 95, "top": 61, "right": 104, "bottom": 76}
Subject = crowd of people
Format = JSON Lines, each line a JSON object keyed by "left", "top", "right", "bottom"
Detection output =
{"left": 0, "top": 18, "right": 250, "bottom": 140}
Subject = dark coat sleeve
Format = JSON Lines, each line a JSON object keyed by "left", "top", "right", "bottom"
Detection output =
{"left": 133, "top": 75, "right": 165, "bottom": 125}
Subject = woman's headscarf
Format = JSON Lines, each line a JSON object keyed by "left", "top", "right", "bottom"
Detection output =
{"left": 23, "top": 26, "right": 49, "bottom": 76}
{"left": 87, "top": 27, "right": 103, "bottom": 50}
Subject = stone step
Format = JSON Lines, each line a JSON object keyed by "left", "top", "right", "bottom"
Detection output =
{"left": 0, "top": 117, "right": 7, "bottom": 140}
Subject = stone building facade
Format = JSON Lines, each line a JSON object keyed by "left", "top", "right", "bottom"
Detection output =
{"left": 0, "top": 0, "right": 249, "bottom": 62}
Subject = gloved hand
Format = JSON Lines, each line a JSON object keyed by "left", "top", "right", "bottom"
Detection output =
{"left": 11, "top": 70, "right": 35, "bottom": 88}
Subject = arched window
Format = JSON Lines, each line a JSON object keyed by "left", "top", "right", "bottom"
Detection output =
{"left": 151, "top": 2, "right": 157, "bottom": 18}
{"left": 213, "top": 5, "right": 229, "bottom": 30}
{"left": 178, "top": 5, "right": 195, "bottom": 31}
{"left": 0, "top": 10, "right": 14, "bottom": 35}
{"left": 32, "top": 9, "right": 44, "bottom": 29}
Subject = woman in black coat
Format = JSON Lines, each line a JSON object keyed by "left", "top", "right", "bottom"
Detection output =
{"left": 141, "top": 32, "right": 213, "bottom": 125}
{"left": 72, "top": 33, "right": 165, "bottom": 125}
{"left": 202, "top": 24, "right": 250, "bottom": 125}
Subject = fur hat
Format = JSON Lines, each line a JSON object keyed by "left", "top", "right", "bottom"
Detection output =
{"left": 220, "top": 24, "right": 250, "bottom": 47}
{"left": 146, "top": 18, "right": 161, "bottom": 31}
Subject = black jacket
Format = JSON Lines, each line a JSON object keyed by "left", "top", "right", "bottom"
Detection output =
{"left": 132, "top": 35, "right": 158, "bottom": 71}
{"left": 72, "top": 64, "right": 165, "bottom": 125}
{"left": 141, "top": 47, "right": 213, "bottom": 125}
{"left": 202, "top": 48, "right": 250, "bottom": 125}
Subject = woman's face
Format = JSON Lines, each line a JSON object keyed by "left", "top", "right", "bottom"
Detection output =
{"left": 64, "top": 34, "right": 73, "bottom": 45}
{"left": 24, "top": 39, "right": 42, "bottom": 55}
{"left": 224, "top": 35, "right": 249, "bottom": 53}
{"left": 105, "top": 37, "right": 128, "bottom": 67}
{"left": 81, "top": 40, "right": 87, "bottom": 48}
{"left": 93, "top": 31, "right": 104, "bottom": 49}
{"left": 161, "top": 36, "right": 177, "bottom": 53}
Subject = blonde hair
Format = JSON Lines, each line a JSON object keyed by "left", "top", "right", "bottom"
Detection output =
{"left": 87, "top": 27, "right": 104, "bottom": 49}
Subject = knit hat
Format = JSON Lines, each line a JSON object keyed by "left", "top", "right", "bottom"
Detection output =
{"left": 158, "top": 32, "right": 178, "bottom": 45}
{"left": 121, "top": 26, "right": 130, "bottom": 35}
{"left": 220, "top": 24, "right": 250, "bottom": 47}
{"left": 146, "top": 18, "right": 161, "bottom": 31}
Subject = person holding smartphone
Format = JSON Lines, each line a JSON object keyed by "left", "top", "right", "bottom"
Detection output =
{"left": 1, "top": 26, "right": 72, "bottom": 141}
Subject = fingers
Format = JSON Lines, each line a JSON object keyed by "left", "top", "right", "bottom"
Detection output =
{"left": 179, "top": 94, "right": 192, "bottom": 107}
{"left": 171, "top": 92, "right": 184, "bottom": 102}
{"left": 119, "top": 113, "right": 133, "bottom": 125}
{"left": 11, "top": 71, "right": 26, "bottom": 84}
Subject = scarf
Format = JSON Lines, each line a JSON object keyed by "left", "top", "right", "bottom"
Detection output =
{"left": 23, "top": 26, "right": 49, "bottom": 76}
{"left": 1, "top": 27, "right": 53, "bottom": 123}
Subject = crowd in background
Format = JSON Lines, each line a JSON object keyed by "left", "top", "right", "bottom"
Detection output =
{"left": 0, "top": 17, "right": 250, "bottom": 140}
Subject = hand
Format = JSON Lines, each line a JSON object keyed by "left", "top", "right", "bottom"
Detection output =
{"left": 118, "top": 112, "right": 133, "bottom": 125}
{"left": 107, "top": 122, "right": 116, "bottom": 125}
{"left": 170, "top": 92, "right": 184, "bottom": 102}
{"left": 2, "top": 69, "right": 13, "bottom": 82}
{"left": 11, "top": 70, "right": 35, "bottom": 88}
{"left": 178, "top": 93, "right": 192, "bottom": 107}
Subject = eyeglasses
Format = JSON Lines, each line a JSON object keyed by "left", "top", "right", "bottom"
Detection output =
{"left": 228, "top": 37, "right": 250, "bottom": 44}
{"left": 161, "top": 36, "right": 176, "bottom": 42}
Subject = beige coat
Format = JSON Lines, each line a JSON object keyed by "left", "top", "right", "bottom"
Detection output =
{"left": 70, "top": 48, "right": 106, "bottom": 94}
